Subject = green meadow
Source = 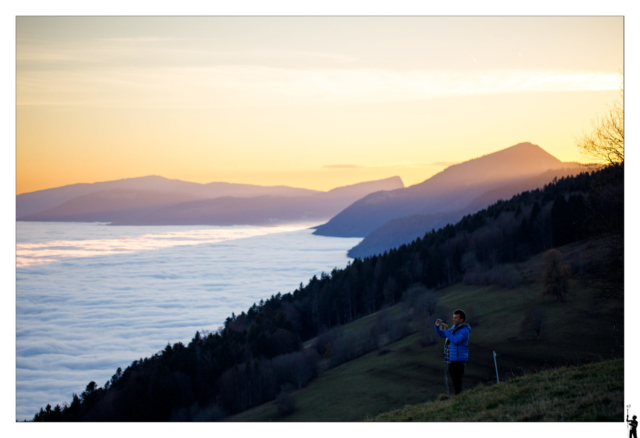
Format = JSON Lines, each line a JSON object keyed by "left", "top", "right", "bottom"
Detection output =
{"left": 229, "top": 239, "right": 623, "bottom": 422}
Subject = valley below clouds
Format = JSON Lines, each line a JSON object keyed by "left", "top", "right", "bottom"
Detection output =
{"left": 15, "top": 221, "right": 361, "bottom": 420}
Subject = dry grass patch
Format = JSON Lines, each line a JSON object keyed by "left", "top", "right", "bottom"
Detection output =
{"left": 371, "top": 358, "right": 622, "bottom": 422}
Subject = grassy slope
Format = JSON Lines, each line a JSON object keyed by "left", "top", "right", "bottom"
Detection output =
{"left": 372, "top": 358, "right": 623, "bottom": 421}
{"left": 229, "top": 239, "right": 623, "bottom": 422}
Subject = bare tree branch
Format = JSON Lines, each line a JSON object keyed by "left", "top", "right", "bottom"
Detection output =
{"left": 576, "top": 88, "right": 624, "bottom": 165}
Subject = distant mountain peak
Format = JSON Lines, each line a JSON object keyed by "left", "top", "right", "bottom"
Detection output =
{"left": 511, "top": 141, "right": 537, "bottom": 148}
{"left": 408, "top": 142, "right": 564, "bottom": 191}
{"left": 452, "top": 142, "right": 559, "bottom": 166}
{"left": 122, "top": 175, "right": 177, "bottom": 182}
{"left": 17, "top": 174, "right": 404, "bottom": 223}
{"left": 325, "top": 176, "right": 404, "bottom": 194}
{"left": 314, "top": 142, "right": 572, "bottom": 238}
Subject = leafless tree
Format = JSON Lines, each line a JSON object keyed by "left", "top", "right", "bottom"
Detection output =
{"left": 575, "top": 88, "right": 624, "bottom": 303}
{"left": 541, "top": 249, "right": 571, "bottom": 303}
{"left": 576, "top": 88, "right": 623, "bottom": 166}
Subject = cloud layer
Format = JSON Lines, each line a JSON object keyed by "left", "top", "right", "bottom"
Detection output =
{"left": 18, "top": 65, "right": 619, "bottom": 110}
{"left": 16, "top": 222, "right": 361, "bottom": 420}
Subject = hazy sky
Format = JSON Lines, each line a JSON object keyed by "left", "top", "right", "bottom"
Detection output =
{"left": 16, "top": 16, "right": 623, "bottom": 194}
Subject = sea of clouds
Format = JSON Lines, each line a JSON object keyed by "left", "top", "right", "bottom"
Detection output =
{"left": 16, "top": 221, "right": 362, "bottom": 421}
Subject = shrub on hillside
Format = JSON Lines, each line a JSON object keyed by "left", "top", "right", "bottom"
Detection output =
{"left": 329, "top": 332, "right": 359, "bottom": 368}
{"left": 463, "top": 264, "right": 522, "bottom": 289}
{"left": 404, "top": 283, "right": 438, "bottom": 315}
{"left": 404, "top": 285, "right": 440, "bottom": 334}
{"left": 542, "top": 249, "right": 571, "bottom": 302}
{"left": 272, "top": 349, "right": 320, "bottom": 390}
{"left": 519, "top": 307, "right": 546, "bottom": 340}
{"left": 390, "top": 318, "right": 412, "bottom": 343}
{"left": 369, "top": 309, "right": 392, "bottom": 348}
{"left": 314, "top": 330, "right": 338, "bottom": 358}
{"left": 276, "top": 384, "right": 296, "bottom": 417}
{"left": 170, "top": 402, "right": 227, "bottom": 422}
{"left": 417, "top": 315, "right": 437, "bottom": 347}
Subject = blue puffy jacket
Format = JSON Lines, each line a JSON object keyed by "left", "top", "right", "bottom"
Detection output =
{"left": 434, "top": 322, "right": 470, "bottom": 362}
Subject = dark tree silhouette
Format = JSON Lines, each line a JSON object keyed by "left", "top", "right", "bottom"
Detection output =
{"left": 520, "top": 307, "right": 546, "bottom": 340}
{"left": 542, "top": 249, "right": 571, "bottom": 303}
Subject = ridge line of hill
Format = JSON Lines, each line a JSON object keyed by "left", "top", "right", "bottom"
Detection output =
{"left": 17, "top": 176, "right": 404, "bottom": 225}
{"left": 313, "top": 142, "right": 582, "bottom": 238}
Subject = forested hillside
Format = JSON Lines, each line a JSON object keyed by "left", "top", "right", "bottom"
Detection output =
{"left": 32, "top": 163, "right": 623, "bottom": 422}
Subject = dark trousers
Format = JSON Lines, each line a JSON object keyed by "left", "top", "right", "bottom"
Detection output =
{"left": 448, "top": 362, "right": 466, "bottom": 394}
{"left": 631, "top": 428, "right": 637, "bottom": 438}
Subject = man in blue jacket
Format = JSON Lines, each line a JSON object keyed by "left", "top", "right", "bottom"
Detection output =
{"left": 435, "top": 309, "right": 471, "bottom": 395}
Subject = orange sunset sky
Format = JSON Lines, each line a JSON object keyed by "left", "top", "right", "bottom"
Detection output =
{"left": 16, "top": 16, "right": 623, "bottom": 195}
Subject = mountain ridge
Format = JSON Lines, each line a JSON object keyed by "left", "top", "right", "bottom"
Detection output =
{"left": 18, "top": 176, "right": 404, "bottom": 226}
{"left": 347, "top": 166, "right": 586, "bottom": 258}
{"left": 17, "top": 175, "right": 322, "bottom": 219}
{"left": 313, "top": 142, "right": 580, "bottom": 238}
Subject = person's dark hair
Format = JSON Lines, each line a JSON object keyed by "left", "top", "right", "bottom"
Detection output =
{"left": 454, "top": 309, "right": 466, "bottom": 322}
